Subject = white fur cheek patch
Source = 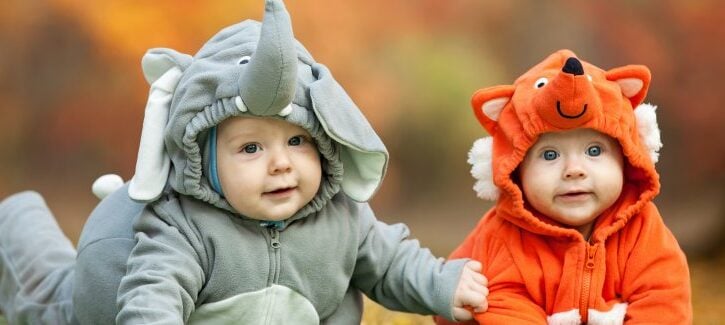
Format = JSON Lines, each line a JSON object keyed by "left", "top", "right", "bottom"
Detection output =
{"left": 634, "top": 103, "right": 662, "bottom": 164}
{"left": 468, "top": 137, "right": 499, "bottom": 201}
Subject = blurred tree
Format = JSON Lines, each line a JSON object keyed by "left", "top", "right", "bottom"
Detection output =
{"left": 0, "top": 0, "right": 722, "bottom": 255}
{"left": 0, "top": 0, "right": 723, "bottom": 321}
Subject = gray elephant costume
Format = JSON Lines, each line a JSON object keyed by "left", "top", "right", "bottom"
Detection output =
{"left": 0, "top": 1, "right": 468, "bottom": 324}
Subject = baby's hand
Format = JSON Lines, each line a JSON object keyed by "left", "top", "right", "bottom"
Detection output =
{"left": 452, "top": 260, "right": 488, "bottom": 321}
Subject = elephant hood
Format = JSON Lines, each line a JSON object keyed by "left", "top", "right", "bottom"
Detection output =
{"left": 127, "top": 0, "right": 388, "bottom": 221}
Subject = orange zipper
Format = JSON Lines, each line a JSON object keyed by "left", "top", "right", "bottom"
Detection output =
{"left": 580, "top": 243, "right": 598, "bottom": 323}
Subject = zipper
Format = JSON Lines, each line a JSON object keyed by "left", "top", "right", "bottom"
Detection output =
{"left": 579, "top": 243, "right": 598, "bottom": 323}
{"left": 265, "top": 226, "right": 282, "bottom": 286}
{"left": 269, "top": 227, "right": 281, "bottom": 249}
{"left": 258, "top": 224, "right": 282, "bottom": 325}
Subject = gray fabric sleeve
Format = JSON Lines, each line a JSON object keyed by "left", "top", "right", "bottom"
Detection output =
{"left": 350, "top": 202, "right": 467, "bottom": 321}
{"left": 116, "top": 204, "right": 205, "bottom": 324}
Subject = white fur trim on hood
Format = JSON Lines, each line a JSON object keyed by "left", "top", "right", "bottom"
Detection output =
{"left": 634, "top": 103, "right": 662, "bottom": 163}
{"left": 468, "top": 137, "right": 499, "bottom": 200}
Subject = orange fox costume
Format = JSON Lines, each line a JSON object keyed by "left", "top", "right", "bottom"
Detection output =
{"left": 439, "top": 50, "right": 691, "bottom": 324}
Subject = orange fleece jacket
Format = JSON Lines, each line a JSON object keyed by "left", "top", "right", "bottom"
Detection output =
{"left": 438, "top": 50, "right": 691, "bottom": 324}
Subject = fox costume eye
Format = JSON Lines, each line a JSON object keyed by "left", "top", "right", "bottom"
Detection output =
{"left": 238, "top": 56, "right": 251, "bottom": 65}
{"left": 534, "top": 77, "right": 549, "bottom": 89}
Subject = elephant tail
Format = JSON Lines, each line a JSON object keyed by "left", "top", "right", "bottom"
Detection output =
{"left": 91, "top": 174, "right": 125, "bottom": 199}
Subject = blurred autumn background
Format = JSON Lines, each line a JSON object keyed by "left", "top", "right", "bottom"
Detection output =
{"left": 1, "top": 0, "right": 723, "bottom": 323}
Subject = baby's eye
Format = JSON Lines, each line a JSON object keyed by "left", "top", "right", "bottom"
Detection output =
{"left": 238, "top": 56, "right": 251, "bottom": 65}
{"left": 534, "top": 77, "right": 549, "bottom": 89}
{"left": 288, "top": 136, "right": 304, "bottom": 146}
{"left": 542, "top": 150, "right": 559, "bottom": 161}
{"left": 242, "top": 143, "right": 259, "bottom": 153}
{"left": 586, "top": 145, "right": 602, "bottom": 157}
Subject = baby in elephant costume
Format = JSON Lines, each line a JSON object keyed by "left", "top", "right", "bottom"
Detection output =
{"left": 0, "top": 0, "right": 488, "bottom": 324}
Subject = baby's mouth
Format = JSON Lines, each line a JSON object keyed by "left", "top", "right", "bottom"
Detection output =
{"left": 264, "top": 187, "right": 296, "bottom": 195}
{"left": 557, "top": 190, "right": 591, "bottom": 201}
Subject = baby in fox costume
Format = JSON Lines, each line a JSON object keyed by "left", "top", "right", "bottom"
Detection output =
{"left": 437, "top": 49, "right": 691, "bottom": 324}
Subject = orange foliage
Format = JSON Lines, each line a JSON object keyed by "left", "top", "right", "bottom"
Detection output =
{"left": 49, "top": 0, "right": 261, "bottom": 60}
{"left": 0, "top": 0, "right": 723, "bottom": 321}
{"left": 0, "top": 0, "right": 722, "bottom": 249}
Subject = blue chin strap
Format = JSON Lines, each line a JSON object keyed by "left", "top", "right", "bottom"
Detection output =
{"left": 207, "top": 126, "right": 225, "bottom": 196}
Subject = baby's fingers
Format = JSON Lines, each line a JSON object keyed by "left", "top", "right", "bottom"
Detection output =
{"left": 471, "top": 271, "right": 488, "bottom": 286}
{"left": 462, "top": 273, "right": 489, "bottom": 298}
{"left": 473, "top": 299, "right": 488, "bottom": 313}
{"left": 464, "top": 260, "right": 482, "bottom": 272}
{"left": 452, "top": 306, "right": 473, "bottom": 321}
{"left": 460, "top": 289, "right": 487, "bottom": 308}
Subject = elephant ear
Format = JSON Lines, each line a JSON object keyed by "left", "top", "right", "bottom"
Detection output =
{"left": 308, "top": 63, "right": 388, "bottom": 202}
{"left": 128, "top": 49, "right": 192, "bottom": 202}
{"left": 141, "top": 48, "right": 193, "bottom": 84}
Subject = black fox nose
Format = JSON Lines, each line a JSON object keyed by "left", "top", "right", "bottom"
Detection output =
{"left": 562, "top": 57, "right": 584, "bottom": 76}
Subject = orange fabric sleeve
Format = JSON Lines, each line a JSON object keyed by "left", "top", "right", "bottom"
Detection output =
{"left": 436, "top": 211, "right": 548, "bottom": 324}
{"left": 433, "top": 216, "right": 488, "bottom": 325}
{"left": 618, "top": 203, "right": 692, "bottom": 324}
{"left": 472, "top": 235, "right": 547, "bottom": 324}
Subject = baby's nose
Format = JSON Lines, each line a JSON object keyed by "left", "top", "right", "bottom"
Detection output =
{"left": 565, "top": 170, "right": 585, "bottom": 179}
{"left": 564, "top": 166, "right": 586, "bottom": 179}
{"left": 269, "top": 151, "right": 292, "bottom": 174}
{"left": 563, "top": 157, "right": 587, "bottom": 179}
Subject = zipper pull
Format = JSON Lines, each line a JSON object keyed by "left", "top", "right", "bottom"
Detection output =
{"left": 269, "top": 228, "right": 281, "bottom": 249}
{"left": 259, "top": 221, "right": 284, "bottom": 249}
{"left": 585, "top": 244, "right": 598, "bottom": 269}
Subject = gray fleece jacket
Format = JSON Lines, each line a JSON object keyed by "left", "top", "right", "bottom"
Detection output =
{"left": 110, "top": 1, "right": 466, "bottom": 323}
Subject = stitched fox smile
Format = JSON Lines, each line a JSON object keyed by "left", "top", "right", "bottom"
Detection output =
{"left": 557, "top": 101, "right": 588, "bottom": 119}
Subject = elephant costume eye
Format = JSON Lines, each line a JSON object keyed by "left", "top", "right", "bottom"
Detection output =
{"left": 238, "top": 56, "right": 251, "bottom": 65}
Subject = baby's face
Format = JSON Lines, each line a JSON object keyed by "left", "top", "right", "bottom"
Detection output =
{"left": 216, "top": 116, "right": 321, "bottom": 221}
{"left": 519, "top": 128, "right": 624, "bottom": 237}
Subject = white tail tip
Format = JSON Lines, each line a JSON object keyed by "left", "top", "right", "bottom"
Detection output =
{"left": 92, "top": 174, "right": 124, "bottom": 199}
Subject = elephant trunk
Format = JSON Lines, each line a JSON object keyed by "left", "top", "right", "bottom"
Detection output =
{"left": 239, "top": 0, "right": 297, "bottom": 116}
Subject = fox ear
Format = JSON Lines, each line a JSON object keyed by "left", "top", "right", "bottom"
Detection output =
{"left": 605, "top": 65, "right": 651, "bottom": 108}
{"left": 471, "top": 85, "right": 515, "bottom": 134}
